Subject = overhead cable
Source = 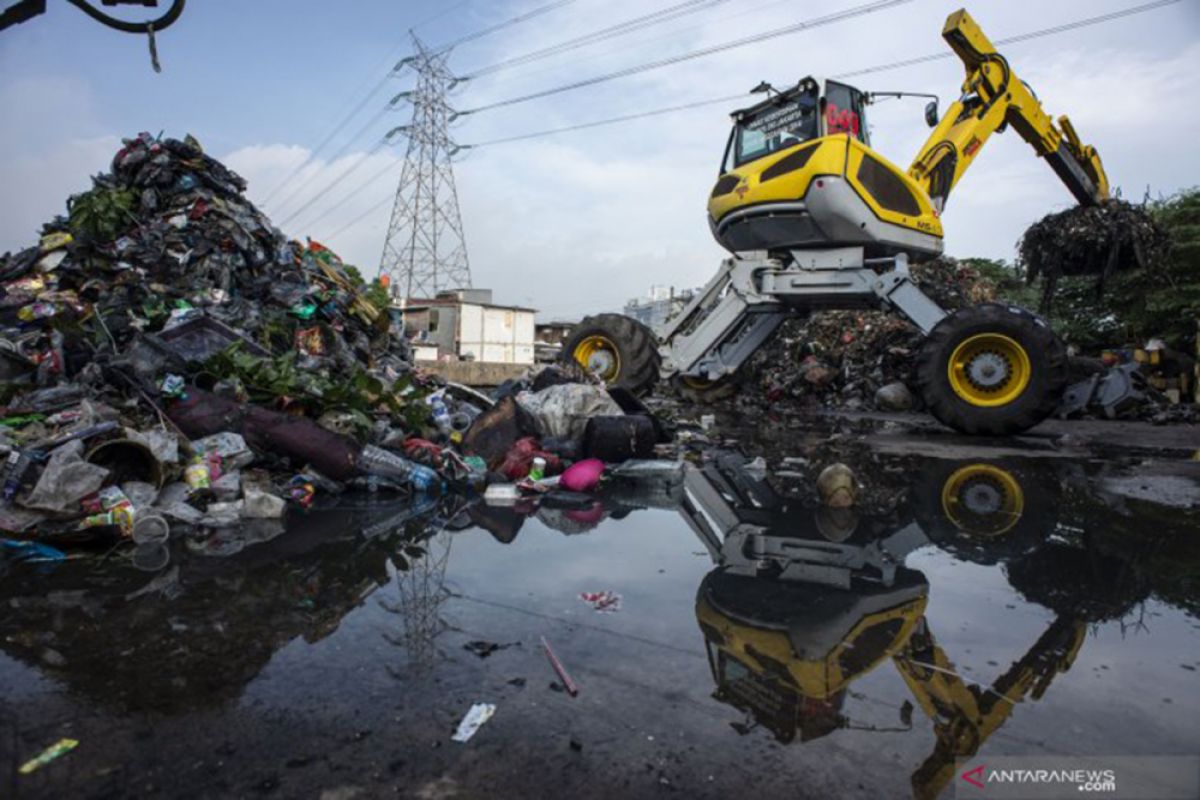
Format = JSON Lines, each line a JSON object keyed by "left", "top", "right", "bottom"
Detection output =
{"left": 458, "top": 0, "right": 914, "bottom": 115}
{"left": 460, "top": 0, "right": 732, "bottom": 79}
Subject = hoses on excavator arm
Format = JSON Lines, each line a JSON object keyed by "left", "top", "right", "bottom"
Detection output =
{"left": 1, "top": 0, "right": 184, "bottom": 35}
{"left": 908, "top": 8, "right": 1110, "bottom": 211}
{"left": 65, "top": 0, "right": 185, "bottom": 35}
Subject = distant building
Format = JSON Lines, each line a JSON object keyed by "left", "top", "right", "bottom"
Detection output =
{"left": 623, "top": 285, "right": 699, "bottom": 329}
{"left": 401, "top": 289, "right": 536, "bottom": 365}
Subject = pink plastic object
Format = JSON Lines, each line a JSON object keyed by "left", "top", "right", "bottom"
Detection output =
{"left": 559, "top": 458, "right": 604, "bottom": 493}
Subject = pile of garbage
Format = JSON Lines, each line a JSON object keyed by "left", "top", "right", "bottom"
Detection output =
{"left": 740, "top": 257, "right": 996, "bottom": 412}
{"left": 1017, "top": 199, "right": 1168, "bottom": 309}
{"left": 1, "top": 132, "right": 667, "bottom": 573}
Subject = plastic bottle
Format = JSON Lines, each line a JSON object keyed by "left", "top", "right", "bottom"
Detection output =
{"left": 528, "top": 457, "right": 547, "bottom": 481}
{"left": 1, "top": 450, "right": 34, "bottom": 507}
{"left": 358, "top": 445, "right": 441, "bottom": 493}
{"left": 427, "top": 391, "right": 452, "bottom": 432}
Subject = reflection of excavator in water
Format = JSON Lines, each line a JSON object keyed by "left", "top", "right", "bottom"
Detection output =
{"left": 670, "top": 454, "right": 1101, "bottom": 800}
{"left": 564, "top": 8, "right": 1110, "bottom": 436}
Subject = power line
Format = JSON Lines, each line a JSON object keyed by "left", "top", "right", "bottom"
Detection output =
{"left": 324, "top": 192, "right": 397, "bottom": 242}
{"left": 310, "top": 96, "right": 741, "bottom": 235}
{"left": 459, "top": 0, "right": 1183, "bottom": 147}
{"left": 288, "top": 156, "right": 402, "bottom": 234}
{"left": 269, "top": 2, "right": 579, "bottom": 209}
{"left": 410, "top": 0, "right": 472, "bottom": 32}
{"left": 277, "top": 137, "right": 393, "bottom": 229}
{"left": 310, "top": 96, "right": 743, "bottom": 239}
{"left": 269, "top": 102, "right": 401, "bottom": 218}
{"left": 299, "top": 0, "right": 1182, "bottom": 238}
{"left": 836, "top": 0, "right": 1184, "bottom": 79}
{"left": 259, "top": 50, "right": 408, "bottom": 206}
{"left": 458, "top": 0, "right": 915, "bottom": 116}
{"left": 460, "top": 0, "right": 732, "bottom": 80}
{"left": 463, "top": 0, "right": 798, "bottom": 88}
{"left": 465, "top": 92, "right": 744, "bottom": 148}
{"left": 433, "top": 0, "right": 581, "bottom": 53}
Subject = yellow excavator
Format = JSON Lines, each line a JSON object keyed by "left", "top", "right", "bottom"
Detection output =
{"left": 564, "top": 8, "right": 1110, "bottom": 435}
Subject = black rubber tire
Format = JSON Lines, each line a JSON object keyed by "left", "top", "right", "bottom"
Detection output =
{"left": 561, "top": 313, "right": 660, "bottom": 396}
{"left": 915, "top": 303, "right": 1067, "bottom": 435}
{"left": 671, "top": 373, "right": 741, "bottom": 404}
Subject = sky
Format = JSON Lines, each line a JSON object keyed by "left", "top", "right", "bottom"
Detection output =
{"left": 1, "top": 0, "right": 1198, "bottom": 319}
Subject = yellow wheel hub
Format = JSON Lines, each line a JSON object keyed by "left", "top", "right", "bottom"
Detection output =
{"left": 680, "top": 375, "right": 720, "bottom": 390}
{"left": 947, "top": 333, "right": 1031, "bottom": 407}
{"left": 940, "top": 464, "right": 1024, "bottom": 537}
{"left": 573, "top": 335, "right": 621, "bottom": 381}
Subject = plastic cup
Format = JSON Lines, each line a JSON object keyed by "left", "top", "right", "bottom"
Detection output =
{"left": 132, "top": 511, "right": 170, "bottom": 545}
{"left": 131, "top": 542, "right": 170, "bottom": 572}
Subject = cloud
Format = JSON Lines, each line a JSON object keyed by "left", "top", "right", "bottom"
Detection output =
{"left": 0, "top": 76, "right": 119, "bottom": 252}
{"left": 223, "top": 143, "right": 404, "bottom": 271}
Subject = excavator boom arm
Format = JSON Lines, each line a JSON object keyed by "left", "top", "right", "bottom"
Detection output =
{"left": 908, "top": 9, "right": 1110, "bottom": 211}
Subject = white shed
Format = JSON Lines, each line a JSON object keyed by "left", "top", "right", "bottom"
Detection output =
{"left": 401, "top": 289, "right": 536, "bottom": 365}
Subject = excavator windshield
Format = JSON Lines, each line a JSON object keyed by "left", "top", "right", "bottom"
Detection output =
{"left": 724, "top": 81, "right": 820, "bottom": 170}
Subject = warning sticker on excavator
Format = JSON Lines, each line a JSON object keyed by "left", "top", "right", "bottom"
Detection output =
{"left": 747, "top": 103, "right": 816, "bottom": 139}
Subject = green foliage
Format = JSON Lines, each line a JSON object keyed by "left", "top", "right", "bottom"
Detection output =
{"left": 204, "top": 343, "right": 430, "bottom": 437}
{"left": 1107, "top": 188, "right": 1200, "bottom": 348}
{"left": 67, "top": 186, "right": 137, "bottom": 242}
{"left": 364, "top": 281, "right": 392, "bottom": 311}
{"left": 344, "top": 264, "right": 393, "bottom": 313}
{"left": 987, "top": 189, "right": 1200, "bottom": 351}
{"left": 959, "top": 257, "right": 1041, "bottom": 310}
{"left": 343, "top": 264, "right": 367, "bottom": 285}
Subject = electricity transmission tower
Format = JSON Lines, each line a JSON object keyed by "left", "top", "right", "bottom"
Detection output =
{"left": 379, "top": 35, "right": 472, "bottom": 301}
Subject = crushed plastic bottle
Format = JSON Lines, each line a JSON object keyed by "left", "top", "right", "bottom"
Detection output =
{"left": 358, "top": 445, "right": 441, "bottom": 493}
{"left": 427, "top": 390, "right": 452, "bottom": 432}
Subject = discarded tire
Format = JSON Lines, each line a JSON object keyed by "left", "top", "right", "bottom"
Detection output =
{"left": 915, "top": 303, "right": 1066, "bottom": 435}
{"left": 561, "top": 314, "right": 660, "bottom": 396}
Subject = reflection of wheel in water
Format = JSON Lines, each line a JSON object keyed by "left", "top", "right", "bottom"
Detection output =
{"left": 940, "top": 463, "right": 1024, "bottom": 537}
{"left": 671, "top": 373, "right": 740, "bottom": 404}
{"left": 913, "top": 460, "right": 1057, "bottom": 564}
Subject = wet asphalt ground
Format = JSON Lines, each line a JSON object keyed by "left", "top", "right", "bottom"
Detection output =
{"left": 2, "top": 412, "right": 1198, "bottom": 799}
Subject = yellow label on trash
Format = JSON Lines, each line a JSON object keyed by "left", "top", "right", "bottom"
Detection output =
{"left": 185, "top": 461, "right": 211, "bottom": 490}
{"left": 112, "top": 504, "right": 135, "bottom": 536}
{"left": 39, "top": 232, "right": 73, "bottom": 253}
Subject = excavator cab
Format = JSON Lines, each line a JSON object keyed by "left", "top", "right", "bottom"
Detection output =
{"left": 719, "top": 78, "right": 868, "bottom": 175}
{"left": 708, "top": 76, "right": 944, "bottom": 258}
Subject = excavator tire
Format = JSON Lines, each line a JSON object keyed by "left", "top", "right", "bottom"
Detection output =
{"left": 562, "top": 313, "right": 660, "bottom": 396}
{"left": 671, "top": 373, "right": 741, "bottom": 404}
{"left": 915, "top": 303, "right": 1066, "bottom": 436}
